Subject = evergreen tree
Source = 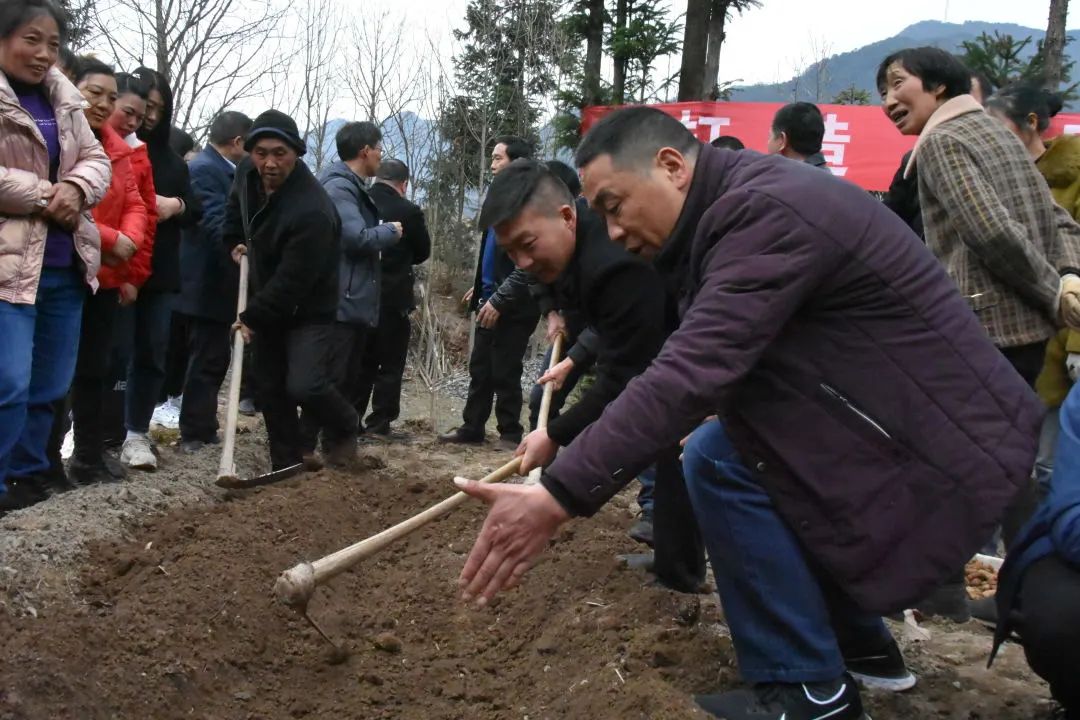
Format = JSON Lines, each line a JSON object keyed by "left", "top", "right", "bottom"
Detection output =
{"left": 833, "top": 85, "right": 871, "bottom": 105}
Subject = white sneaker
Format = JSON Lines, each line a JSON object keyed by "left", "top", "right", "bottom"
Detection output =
{"left": 151, "top": 397, "right": 181, "bottom": 430}
{"left": 121, "top": 435, "right": 158, "bottom": 471}
{"left": 61, "top": 427, "right": 75, "bottom": 461}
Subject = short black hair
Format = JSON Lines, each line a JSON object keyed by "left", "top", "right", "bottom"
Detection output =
{"left": 114, "top": 72, "right": 149, "bottom": 100}
{"left": 376, "top": 158, "right": 409, "bottom": 183}
{"left": 711, "top": 135, "right": 745, "bottom": 150}
{"left": 544, "top": 160, "right": 581, "bottom": 197}
{"left": 575, "top": 106, "right": 700, "bottom": 170}
{"left": 969, "top": 69, "right": 996, "bottom": 101}
{"left": 0, "top": 0, "right": 69, "bottom": 43}
{"left": 208, "top": 110, "right": 253, "bottom": 145}
{"left": 73, "top": 56, "right": 114, "bottom": 83}
{"left": 771, "top": 102, "right": 824, "bottom": 156}
{"left": 493, "top": 135, "right": 533, "bottom": 161}
{"left": 876, "top": 47, "right": 972, "bottom": 99}
{"left": 478, "top": 158, "right": 575, "bottom": 230}
{"left": 336, "top": 121, "right": 382, "bottom": 162}
{"left": 987, "top": 84, "right": 1064, "bottom": 134}
{"left": 169, "top": 127, "right": 195, "bottom": 157}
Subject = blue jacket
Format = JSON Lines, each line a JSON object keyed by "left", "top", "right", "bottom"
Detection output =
{"left": 992, "top": 381, "right": 1080, "bottom": 663}
{"left": 318, "top": 161, "right": 399, "bottom": 328}
{"left": 179, "top": 145, "right": 238, "bottom": 323}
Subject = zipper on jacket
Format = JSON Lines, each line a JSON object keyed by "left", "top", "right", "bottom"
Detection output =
{"left": 820, "top": 383, "right": 892, "bottom": 439}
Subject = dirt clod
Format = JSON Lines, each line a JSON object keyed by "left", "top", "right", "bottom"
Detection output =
{"left": 373, "top": 632, "right": 402, "bottom": 653}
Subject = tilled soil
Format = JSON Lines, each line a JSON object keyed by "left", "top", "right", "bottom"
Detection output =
{"left": 0, "top": 414, "right": 1058, "bottom": 719}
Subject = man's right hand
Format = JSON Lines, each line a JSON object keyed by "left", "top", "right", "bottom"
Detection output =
{"left": 462, "top": 287, "right": 474, "bottom": 306}
{"left": 112, "top": 233, "right": 137, "bottom": 262}
{"left": 232, "top": 319, "right": 254, "bottom": 344}
{"left": 545, "top": 312, "right": 566, "bottom": 343}
{"left": 232, "top": 244, "right": 247, "bottom": 265}
{"left": 538, "top": 357, "right": 574, "bottom": 391}
{"left": 388, "top": 221, "right": 403, "bottom": 238}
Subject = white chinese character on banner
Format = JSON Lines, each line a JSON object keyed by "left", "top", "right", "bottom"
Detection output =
{"left": 821, "top": 112, "right": 851, "bottom": 178}
{"left": 680, "top": 110, "right": 731, "bottom": 142}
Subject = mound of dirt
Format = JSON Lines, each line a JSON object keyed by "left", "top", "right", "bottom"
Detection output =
{"left": 0, "top": 434, "right": 1056, "bottom": 719}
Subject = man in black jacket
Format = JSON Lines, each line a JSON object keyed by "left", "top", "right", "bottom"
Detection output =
{"left": 358, "top": 158, "right": 431, "bottom": 436}
{"left": 224, "top": 110, "right": 359, "bottom": 470}
{"left": 440, "top": 135, "right": 539, "bottom": 448}
{"left": 483, "top": 159, "right": 705, "bottom": 592}
{"left": 176, "top": 110, "right": 252, "bottom": 453}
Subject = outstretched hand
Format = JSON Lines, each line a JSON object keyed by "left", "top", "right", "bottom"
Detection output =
{"left": 454, "top": 478, "right": 570, "bottom": 606}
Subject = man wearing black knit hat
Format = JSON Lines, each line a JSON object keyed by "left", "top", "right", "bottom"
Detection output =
{"left": 223, "top": 110, "right": 360, "bottom": 470}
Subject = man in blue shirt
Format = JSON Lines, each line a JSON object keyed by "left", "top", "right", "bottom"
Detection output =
{"left": 440, "top": 136, "right": 539, "bottom": 449}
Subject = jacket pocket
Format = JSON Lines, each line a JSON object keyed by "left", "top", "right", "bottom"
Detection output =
{"left": 819, "top": 383, "right": 892, "bottom": 439}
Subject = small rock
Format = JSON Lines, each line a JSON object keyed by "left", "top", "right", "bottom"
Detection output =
{"left": 373, "top": 632, "right": 402, "bottom": 653}
{"left": 651, "top": 645, "right": 681, "bottom": 668}
{"left": 232, "top": 691, "right": 253, "bottom": 701}
{"left": 359, "top": 672, "right": 384, "bottom": 686}
{"left": 534, "top": 636, "right": 559, "bottom": 655}
{"left": 406, "top": 481, "right": 426, "bottom": 493}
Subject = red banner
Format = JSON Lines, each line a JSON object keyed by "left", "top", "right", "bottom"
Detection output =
{"left": 581, "top": 102, "right": 1080, "bottom": 192}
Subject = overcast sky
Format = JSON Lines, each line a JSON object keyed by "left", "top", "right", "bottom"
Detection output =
{"left": 404, "top": 0, "right": 1062, "bottom": 86}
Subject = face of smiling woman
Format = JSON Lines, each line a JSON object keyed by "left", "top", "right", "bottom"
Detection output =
{"left": 880, "top": 61, "right": 948, "bottom": 137}
{"left": 0, "top": 12, "right": 61, "bottom": 85}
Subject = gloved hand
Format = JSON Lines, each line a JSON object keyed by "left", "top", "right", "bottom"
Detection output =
{"left": 1067, "top": 352, "right": 1080, "bottom": 382}
{"left": 1060, "top": 274, "right": 1080, "bottom": 330}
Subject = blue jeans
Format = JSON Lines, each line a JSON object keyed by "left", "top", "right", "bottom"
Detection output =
{"left": 637, "top": 465, "right": 656, "bottom": 514}
{"left": 116, "top": 291, "right": 176, "bottom": 433}
{"left": 0, "top": 269, "right": 84, "bottom": 489}
{"left": 681, "top": 419, "right": 890, "bottom": 684}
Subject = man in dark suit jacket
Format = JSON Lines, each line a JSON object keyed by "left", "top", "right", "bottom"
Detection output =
{"left": 176, "top": 111, "right": 252, "bottom": 452}
{"left": 357, "top": 158, "right": 431, "bottom": 435}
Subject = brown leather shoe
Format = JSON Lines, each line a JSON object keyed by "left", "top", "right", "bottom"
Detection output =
{"left": 437, "top": 427, "right": 484, "bottom": 445}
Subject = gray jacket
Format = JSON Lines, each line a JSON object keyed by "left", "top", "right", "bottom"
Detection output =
{"left": 318, "top": 161, "right": 399, "bottom": 327}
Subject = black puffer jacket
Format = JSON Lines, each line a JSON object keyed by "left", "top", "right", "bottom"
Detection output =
{"left": 222, "top": 158, "right": 341, "bottom": 330}
{"left": 133, "top": 67, "right": 201, "bottom": 292}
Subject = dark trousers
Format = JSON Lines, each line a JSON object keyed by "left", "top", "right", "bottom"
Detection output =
{"left": 114, "top": 290, "right": 175, "bottom": 434}
{"left": 653, "top": 447, "right": 707, "bottom": 591}
{"left": 68, "top": 288, "right": 120, "bottom": 463}
{"left": 162, "top": 311, "right": 190, "bottom": 400}
{"left": 299, "top": 322, "right": 368, "bottom": 452}
{"left": 254, "top": 322, "right": 359, "bottom": 469}
{"left": 462, "top": 318, "right": 535, "bottom": 439}
{"left": 178, "top": 317, "right": 231, "bottom": 442}
{"left": 527, "top": 339, "right": 593, "bottom": 431}
{"left": 354, "top": 305, "right": 411, "bottom": 428}
{"left": 1017, "top": 555, "right": 1080, "bottom": 714}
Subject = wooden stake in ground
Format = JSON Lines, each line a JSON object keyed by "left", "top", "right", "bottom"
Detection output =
{"left": 527, "top": 332, "right": 563, "bottom": 485}
{"left": 216, "top": 254, "right": 249, "bottom": 486}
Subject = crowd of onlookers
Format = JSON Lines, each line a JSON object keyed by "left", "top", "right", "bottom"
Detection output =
{"left": 0, "top": 0, "right": 431, "bottom": 511}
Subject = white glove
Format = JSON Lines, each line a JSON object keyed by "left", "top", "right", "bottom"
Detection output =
{"left": 1067, "top": 352, "right": 1080, "bottom": 382}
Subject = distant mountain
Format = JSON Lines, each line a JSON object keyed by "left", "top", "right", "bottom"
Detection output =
{"left": 732, "top": 21, "right": 1080, "bottom": 108}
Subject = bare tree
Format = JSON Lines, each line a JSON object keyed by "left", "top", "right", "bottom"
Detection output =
{"left": 1044, "top": 0, "right": 1071, "bottom": 88}
{"left": 807, "top": 34, "right": 833, "bottom": 103}
{"left": 346, "top": 8, "right": 424, "bottom": 127}
{"left": 281, "top": 0, "right": 342, "bottom": 172}
{"left": 89, "top": 0, "right": 288, "bottom": 136}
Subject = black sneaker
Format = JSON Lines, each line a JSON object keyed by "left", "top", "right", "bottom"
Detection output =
{"left": 68, "top": 456, "right": 125, "bottom": 485}
{"left": 628, "top": 509, "right": 655, "bottom": 547}
{"left": 38, "top": 469, "right": 77, "bottom": 496}
{"left": 0, "top": 477, "right": 47, "bottom": 515}
{"left": 844, "top": 637, "right": 917, "bottom": 692}
{"left": 695, "top": 673, "right": 869, "bottom": 720}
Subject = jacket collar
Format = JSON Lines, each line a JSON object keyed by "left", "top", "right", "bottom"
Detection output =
{"left": 904, "top": 94, "right": 983, "bottom": 178}
{"left": 203, "top": 145, "right": 235, "bottom": 173}
{"left": 654, "top": 144, "right": 734, "bottom": 282}
{"left": 0, "top": 67, "right": 88, "bottom": 115}
{"left": 99, "top": 122, "right": 135, "bottom": 163}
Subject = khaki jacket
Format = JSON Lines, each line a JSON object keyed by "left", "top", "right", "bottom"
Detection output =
{"left": 0, "top": 68, "right": 110, "bottom": 303}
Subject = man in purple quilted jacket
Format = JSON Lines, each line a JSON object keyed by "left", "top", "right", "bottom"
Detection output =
{"left": 453, "top": 107, "right": 1042, "bottom": 720}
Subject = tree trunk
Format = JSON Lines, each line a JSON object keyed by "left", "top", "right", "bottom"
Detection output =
{"left": 1044, "top": 0, "right": 1070, "bottom": 88}
{"left": 678, "top": 0, "right": 710, "bottom": 101}
{"left": 154, "top": 0, "right": 170, "bottom": 80}
{"left": 612, "top": 0, "right": 629, "bottom": 104}
{"left": 702, "top": 0, "right": 727, "bottom": 99}
{"left": 583, "top": 0, "right": 604, "bottom": 106}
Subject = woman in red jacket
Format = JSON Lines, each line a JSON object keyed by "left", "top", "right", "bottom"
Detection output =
{"left": 65, "top": 58, "right": 148, "bottom": 485}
